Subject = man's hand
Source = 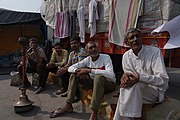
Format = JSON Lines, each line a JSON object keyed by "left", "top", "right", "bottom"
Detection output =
{"left": 47, "top": 63, "right": 56, "bottom": 68}
{"left": 120, "top": 73, "right": 139, "bottom": 88}
{"left": 56, "top": 67, "right": 67, "bottom": 76}
{"left": 27, "top": 48, "right": 34, "bottom": 53}
{"left": 75, "top": 68, "right": 91, "bottom": 77}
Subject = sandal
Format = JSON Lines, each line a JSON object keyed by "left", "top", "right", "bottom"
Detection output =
{"left": 49, "top": 107, "right": 73, "bottom": 118}
{"left": 55, "top": 88, "right": 65, "bottom": 95}
{"left": 61, "top": 91, "right": 68, "bottom": 97}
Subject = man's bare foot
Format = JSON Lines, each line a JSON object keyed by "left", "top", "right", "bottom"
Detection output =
{"left": 89, "top": 111, "right": 98, "bottom": 120}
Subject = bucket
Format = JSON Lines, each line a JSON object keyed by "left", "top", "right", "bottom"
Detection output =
{"left": 10, "top": 71, "right": 21, "bottom": 86}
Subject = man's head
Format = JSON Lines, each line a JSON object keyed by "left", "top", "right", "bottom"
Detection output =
{"left": 54, "top": 42, "right": 62, "bottom": 55}
{"left": 85, "top": 41, "right": 99, "bottom": 58}
{"left": 29, "top": 38, "right": 38, "bottom": 49}
{"left": 70, "top": 37, "right": 80, "bottom": 51}
{"left": 18, "top": 37, "right": 29, "bottom": 46}
{"left": 124, "top": 28, "right": 143, "bottom": 54}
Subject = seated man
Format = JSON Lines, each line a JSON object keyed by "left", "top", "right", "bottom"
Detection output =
{"left": 50, "top": 41, "right": 116, "bottom": 120}
{"left": 47, "top": 42, "right": 69, "bottom": 95}
{"left": 18, "top": 38, "right": 48, "bottom": 94}
{"left": 55, "top": 37, "right": 88, "bottom": 96}
{"left": 113, "top": 28, "right": 169, "bottom": 120}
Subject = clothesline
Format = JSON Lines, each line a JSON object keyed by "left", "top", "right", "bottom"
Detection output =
{"left": 56, "top": 5, "right": 91, "bottom": 12}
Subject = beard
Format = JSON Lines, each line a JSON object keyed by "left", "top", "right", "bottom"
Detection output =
{"left": 90, "top": 51, "right": 99, "bottom": 57}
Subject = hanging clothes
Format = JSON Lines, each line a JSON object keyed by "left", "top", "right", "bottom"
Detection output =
{"left": 88, "top": 0, "right": 99, "bottom": 38}
{"left": 61, "top": 0, "right": 69, "bottom": 11}
{"left": 69, "top": 0, "right": 79, "bottom": 11}
{"left": 102, "top": 0, "right": 110, "bottom": 22}
{"left": 40, "top": 0, "right": 62, "bottom": 29}
{"left": 108, "top": 0, "right": 142, "bottom": 46}
{"left": 69, "top": 10, "right": 77, "bottom": 41}
{"left": 54, "top": 10, "right": 70, "bottom": 38}
{"left": 77, "top": 0, "right": 86, "bottom": 43}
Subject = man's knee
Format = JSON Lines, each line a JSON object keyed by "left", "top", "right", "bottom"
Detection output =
{"left": 94, "top": 75, "right": 106, "bottom": 84}
{"left": 69, "top": 73, "right": 77, "bottom": 81}
{"left": 37, "top": 63, "right": 46, "bottom": 68}
{"left": 134, "top": 82, "right": 145, "bottom": 88}
{"left": 70, "top": 73, "right": 76, "bottom": 78}
{"left": 17, "top": 64, "right": 22, "bottom": 71}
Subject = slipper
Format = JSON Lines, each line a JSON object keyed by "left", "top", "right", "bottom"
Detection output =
{"left": 50, "top": 108, "right": 61, "bottom": 114}
{"left": 61, "top": 92, "right": 68, "bottom": 97}
{"left": 49, "top": 108, "right": 73, "bottom": 118}
{"left": 55, "top": 88, "right": 65, "bottom": 95}
{"left": 55, "top": 90, "right": 64, "bottom": 95}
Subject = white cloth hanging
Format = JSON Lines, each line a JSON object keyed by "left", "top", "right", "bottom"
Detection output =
{"left": 77, "top": 0, "right": 86, "bottom": 43}
{"left": 88, "top": 0, "right": 99, "bottom": 38}
{"left": 40, "top": 0, "right": 62, "bottom": 29}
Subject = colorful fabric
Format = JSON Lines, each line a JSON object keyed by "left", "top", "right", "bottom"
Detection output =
{"left": 54, "top": 10, "right": 70, "bottom": 38}
{"left": 80, "top": 87, "right": 119, "bottom": 120}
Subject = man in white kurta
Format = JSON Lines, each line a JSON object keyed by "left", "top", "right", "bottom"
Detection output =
{"left": 114, "top": 28, "right": 169, "bottom": 120}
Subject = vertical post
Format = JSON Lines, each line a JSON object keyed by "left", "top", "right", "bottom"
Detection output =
{"left": 18, "top": 37, "right": 29, "bottom": 86}
{"left": 21, "top": 46, "right": 26, "bottom": 86}
{"left": 169, "top": 49, "right": 172, "bottom": 67}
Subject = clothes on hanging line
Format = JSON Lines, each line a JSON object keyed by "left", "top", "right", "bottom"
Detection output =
{"left": 54, "top": 11, "right": 70, "bottom": 38}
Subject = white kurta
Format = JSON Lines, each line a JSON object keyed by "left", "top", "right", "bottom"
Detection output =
{"left": 114, "top": 45, "right": 169, "bottom": 119}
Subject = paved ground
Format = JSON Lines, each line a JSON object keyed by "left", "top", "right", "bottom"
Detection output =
{"left": 0, "top": 67, "right": 180, "bottom": 120}
{"left": 165, "top": 67, "right": 180, "bottom": 100}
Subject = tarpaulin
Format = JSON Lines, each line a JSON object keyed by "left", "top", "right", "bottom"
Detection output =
{"left": 0, "top": 9, "right": 43, "bottom": 25}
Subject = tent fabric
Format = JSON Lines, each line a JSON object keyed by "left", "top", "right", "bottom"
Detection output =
{"left": 0, "top": 9, "right": 46, "bottom": 55}
{"left": 152, "top": 15, "right": 180, "bottom": 49}
{"left": 0, "top": 0, "right": 41, "bottom": 13}
{"left": 0, "top": 9, "right": 42, "bottom": 25}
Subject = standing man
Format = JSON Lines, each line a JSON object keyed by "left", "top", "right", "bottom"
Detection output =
{"left": 18, "top": 38, "right": 48, "bottom": 94}
{"left": 47, "top": 42, "right": 69, "bottom": 95}
{"left": 50, "top": 41, "right": 116, "bottom": 120}
{"left": 55, "top": 37, "right": 87, "bottom": 96}
{"left": 114, "top": 28, "right": 169, "bottom": 120}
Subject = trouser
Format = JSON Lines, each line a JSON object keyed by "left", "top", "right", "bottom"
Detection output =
{"left": 18, "top": 60, "right": 48, "bottom": 88}
{"left": 66, "top": 74, "right": 116, "bottom": 111}
{"left": 48, "top": 67, "right": 69, "bottom": 91}
{"left": 37, "top": 63, "right": 48, "bottom": 88}
{"left": 114, "top": 82, "right": 159, "bottom": 119}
